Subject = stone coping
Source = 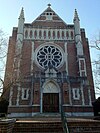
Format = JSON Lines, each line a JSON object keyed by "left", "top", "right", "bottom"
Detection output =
{"left": 0, "top": 118, "right": 16, "bottom": 123}
{"left": 0, "top": 117, "right": 99, "bottom": 123}
{"left": 15, "top": 117, "right": 100, "bottom": 123}
{"left": 67, "top": 118, "right": 100, "bottom": 123}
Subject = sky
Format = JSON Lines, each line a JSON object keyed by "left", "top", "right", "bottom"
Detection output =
{"left": 0, "top": 0, "right": 100, "bottom": 38}
{"left": 0, "top": 0, "right": 100, "bottom": 59}
{"left": 0, "top": 0, "right": 100, "bottom": 96}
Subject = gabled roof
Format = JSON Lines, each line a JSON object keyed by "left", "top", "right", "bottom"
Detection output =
{"left": 31, "top": 5, "right": 68, "bottom": 29}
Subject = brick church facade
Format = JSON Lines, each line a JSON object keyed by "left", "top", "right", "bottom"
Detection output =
{"left": 4, "top": 5, "right": 95, "bottom": 117}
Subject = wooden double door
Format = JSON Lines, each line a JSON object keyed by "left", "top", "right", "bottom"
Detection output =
{"left": 43, "top": 93, "right": 59, "bottom": 113}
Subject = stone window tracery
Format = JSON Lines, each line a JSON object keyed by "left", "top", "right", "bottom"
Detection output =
{"left": 36, "top": 45, "right": 63, "bottom": 69}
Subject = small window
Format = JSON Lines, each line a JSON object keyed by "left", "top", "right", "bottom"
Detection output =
{"left": 80, "top": 59, "right": 85, "bottom": 70}
{"left": 34, "top": 30, "right": 37, "bottom": 38}
{"left": 53, "top": 31, "right": 55, "bottom": 39}
{"left": 72, "top": 88, "right": 80, "bottom": 100}
{"left": 22, "top": 88, "right": 29, "bottom": 100}
{"left": 79, "top": 59, "right": 87, "bottom": 77}
{"left": 46, "top": 12, "right": 52, "bottom": 20}
{"left": 30, "top": 30, "right": 33, "bottom": 38}
{"left": 39, "top": 30, "right": 42, "bottom": 38}
{"left": 57, "top": 31, "right": 60, "bottom": 38}
{"left": 66, "top": 31, "right": 69, "bottom": 38}
{"left": 24, "top": 89, "right": 27, "bottom": 98}
{"left": 48, "top": 31, "right": 51, "bottom": 38}
{"left": 71, "top": 31, "right": 74, "bottom": 39}
{"left": 44, "top": 31, "right": 46, "bottom": 39}
{"left": 81, "top": 71, "right": 86, "bottom": 77}
{"left": 25, "top": 30, "right": 28, "bottom": 38}
{"left": 62, "top": 31, "right": 64, "bottom": 39}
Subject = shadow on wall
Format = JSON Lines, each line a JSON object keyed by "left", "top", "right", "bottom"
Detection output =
{"left": 93, "top": 97, "right": 100, "bottom": 120}
{"left": 0, "top": 98, "right": 9, "bottom": 117}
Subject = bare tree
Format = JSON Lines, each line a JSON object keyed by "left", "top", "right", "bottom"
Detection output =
{"left": 92, "top": 57, "right": 100, "bottom": 97}
{"left": 90, "top": 32, "right": 100, "bottom": 97}
{"left": 0, "top": 32, "right": 33, "bottom": 100}
{"left": 0, "top": 29, "right": 8, "bottom": 97}
{"left": 90, "top": 32, "right": 100, "bottom": 50}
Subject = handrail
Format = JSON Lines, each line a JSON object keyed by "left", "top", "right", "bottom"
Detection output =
{"left": 61, "top": 104, "right": 69, "bottom": 133}
{"left": 60, "top": 74, "right": 69, "bottom": 133}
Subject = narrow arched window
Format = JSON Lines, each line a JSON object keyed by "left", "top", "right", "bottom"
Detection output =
{"left": 48, "top": 31, "right": 51, "bottom": 39}
{"left": 57, "top": 31, "right": 60, "bottom": 38}
{"left": 39, "top": 30, "right": 42, "bottom": 38}
{"left": 25, "top": 30, "right": 28, "bottom": 38}
{"left": 53, "top": 31, "right": 55, "bottom": 39}
{"left": 66, "top": 31, "right": 69, "bottom": 39}
{"left": 30, "top": 30, "right": 33, "bottom": 38}
{"left": 62, "top": 31, "right": 64, "bottom": 39}
{"left": 44, "top": 31, "right": 46, "bottom": 39}
{"left": 71, "top": 31, "right": 74, "bottom": 39}
{"left": 34, "top": 30, "right": 37, "bottom": 38}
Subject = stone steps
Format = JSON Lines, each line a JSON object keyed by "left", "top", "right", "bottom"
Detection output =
{"left": 68, "top": 118, "right": 100, "bottom": 133}
{"left": 12, "top": 117, "right": 100, "bottom": 133}
{"left": 13, "top": 120, "right": 63, "bottom": 133}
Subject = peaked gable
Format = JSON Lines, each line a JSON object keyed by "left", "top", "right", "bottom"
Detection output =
{"left": 31, "top": 6, "right": 68, "bottom": 28}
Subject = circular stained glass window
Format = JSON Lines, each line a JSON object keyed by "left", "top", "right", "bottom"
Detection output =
{"left": 36, "top": 45, "right": 63, "bottom": 69}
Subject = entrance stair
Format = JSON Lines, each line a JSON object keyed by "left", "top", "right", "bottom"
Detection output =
{"left": 12, "top": 114, "right": 100, "bottom": 133}
{"left": 68, "top": 118, "right": 100, "bottom": 133}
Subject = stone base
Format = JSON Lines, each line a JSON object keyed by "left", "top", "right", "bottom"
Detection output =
{"left": 0, "top": 119, "right": 16, "bottom": 133}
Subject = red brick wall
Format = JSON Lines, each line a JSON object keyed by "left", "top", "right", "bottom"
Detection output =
{"left": 81, "top": 29, "right": 95, "bottom": 102}
{"left": 67, "top": 42, "right": 78, "bottom": 76}
{"left": 33, "top": 83, "right": 40, "bottom": 104}
{"left": 3, "top": 28, "right": 17, "bottom": 100}
{"left": 20, "top": 41, "right": 32, "bottom": 77}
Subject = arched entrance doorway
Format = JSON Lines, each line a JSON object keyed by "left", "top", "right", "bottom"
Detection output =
{"left": 42, "top": 81, "right": 60, "bottom": 113}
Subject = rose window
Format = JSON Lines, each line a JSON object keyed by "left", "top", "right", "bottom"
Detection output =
{"left": 36, "top": 45, "right": 63, "bottom": 69}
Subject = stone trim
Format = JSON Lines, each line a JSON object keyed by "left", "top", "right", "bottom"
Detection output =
{"left": 65, "top": 112, "right": 94, "bottom": 117}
